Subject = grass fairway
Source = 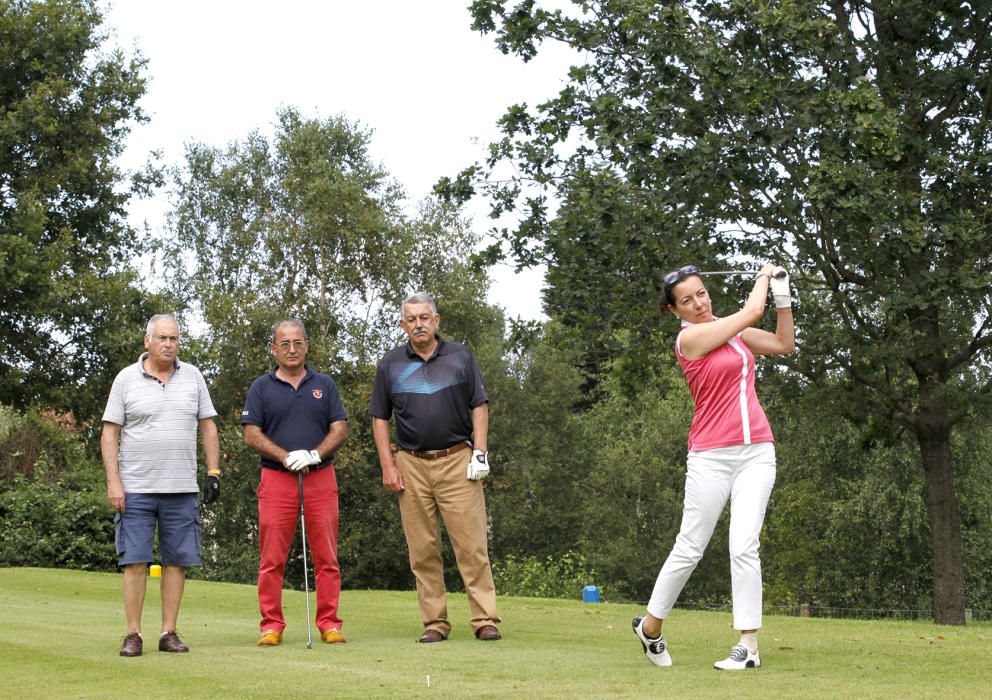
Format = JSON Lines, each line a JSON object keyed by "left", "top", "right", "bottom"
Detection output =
{"left": 1, "top": 568, "right": 988, "bottom": 699}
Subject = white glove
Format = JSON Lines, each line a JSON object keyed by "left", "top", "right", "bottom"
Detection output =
{"left": 467, "top": 449, "right": 490, "bottom": 481}
{"left": 285, "top": 449, "right": 321, "bottom": 472}
{"left": 770, "top": 267, "right": 791, "bottom": 309}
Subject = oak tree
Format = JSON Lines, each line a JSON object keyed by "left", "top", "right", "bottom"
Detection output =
{"left": 457, "top": 0, "right": 992, "bottom": 624}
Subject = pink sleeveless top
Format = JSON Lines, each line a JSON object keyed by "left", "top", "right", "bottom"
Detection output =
{"left": 675, "top": 326, "right": 774, "bottom": 452}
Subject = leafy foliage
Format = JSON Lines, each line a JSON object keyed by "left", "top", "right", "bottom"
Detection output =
{"left": 163, "top": 108, "right": 504, "bottom": 590}
{"left": 464, "top": 0, "right": 992, "bottom": 623}
{"left": 6, "top": 3, "right": 992, "bottom": 623}
{"left": 0, "top": 475, "right": 115, "bottom": 570}
{"left": 0, "top": 0, "right": 166, "bottom": 419}
{"left": 0, "top": 407, "right": 115, "bottom": 570}
{"left": 492, "top": 550, "right": 601, "bottom": 600}
{"left": 764, "top": 400, "right": 933, "bottom": 611}
{"left": 483, "top": 330, "right": 992, "bottom": 612}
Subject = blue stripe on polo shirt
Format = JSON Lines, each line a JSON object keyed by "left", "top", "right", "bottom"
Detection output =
{"left": 369, "top": 337, "right": 488, "bottom": 452}
{"left": 394, "top": 360, "right": 463, "bottom": 395}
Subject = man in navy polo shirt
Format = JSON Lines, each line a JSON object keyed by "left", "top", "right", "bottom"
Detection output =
{"left": 242, "top": 319, "right": 348, "bottom": 647}
{"left": 370, "top": 291, "right": 501, "bottom": 643}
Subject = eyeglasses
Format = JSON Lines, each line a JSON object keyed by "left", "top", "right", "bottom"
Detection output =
{"left": 276, "top": 340, "right": 307, "bottom": 351}
{"left": 662, "top": 265, "right": 699, "bottom": 287}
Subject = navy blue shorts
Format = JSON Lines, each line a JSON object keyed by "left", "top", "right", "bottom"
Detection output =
{"left": 114, "top": 493, "right": 201, "bottom": 567}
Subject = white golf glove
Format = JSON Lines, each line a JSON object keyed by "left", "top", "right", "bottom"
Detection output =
{"left": 770, "top": 267, "right": 791, "bottom": 309}
{"left": 467, "top": 449, "right": 490, "bottom": 481}
{"left": 285, "top": 449, "right": 321, "bottom": 472}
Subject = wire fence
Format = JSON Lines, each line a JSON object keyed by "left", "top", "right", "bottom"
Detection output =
{"left": 670, "top": 601, "right": 992, "bottom": 623}
{"left": 605, "top": 597, "right": 992, "bottom": 623}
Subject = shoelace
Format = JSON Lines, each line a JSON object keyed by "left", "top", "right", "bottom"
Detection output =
{"left": 729, "top": 644, "right": 750, "bottom": 661}
{"left": 635, "top": 618, "right": 667, "bottom": 654}
{"left": 648, "top": 638, "right": 667, "bottom": 653}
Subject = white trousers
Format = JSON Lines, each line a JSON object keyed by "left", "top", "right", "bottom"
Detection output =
{"left": 647, "top": 442, "right": 776, "bottom": 631}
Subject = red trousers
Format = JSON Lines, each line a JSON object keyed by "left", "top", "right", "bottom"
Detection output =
{"left": 257, "top": 467, "right": 342, "bottom": 633}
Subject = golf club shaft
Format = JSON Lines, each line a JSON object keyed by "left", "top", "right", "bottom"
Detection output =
{"left": 698, "top": 269, "right": 788, "bottom": 279}
{"left": 298, "top": 471, "right": 313, "bottom": 649}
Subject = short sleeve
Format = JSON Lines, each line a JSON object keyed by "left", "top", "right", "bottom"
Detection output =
{"left": 465, "top": 352, "right": 488, "bottom": 408}
{"left": 241, "top": 378, "right": 265, "bottom": 427}
{"left": 195, "top": 368, "right": 218, "bottom": 420}
{"left": 102, "top": 372, "right": 127, "bottom": 426}
{"left": 368, "top": 359, "right": 393, "bottom": 419}
{"left": 324, "top": 378, "right": 348, "bottom": 423}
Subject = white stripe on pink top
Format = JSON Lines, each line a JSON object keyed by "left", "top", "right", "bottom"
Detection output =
{"left": 675, "top": 323, "right": 773, "bottom": 452}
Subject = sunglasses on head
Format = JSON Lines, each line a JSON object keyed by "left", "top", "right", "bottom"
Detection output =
{"left": 662, "top": 265, "right": 699, "bottom": 287}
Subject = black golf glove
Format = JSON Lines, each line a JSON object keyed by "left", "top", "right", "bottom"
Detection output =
{"left": 202, "top": 475, "right": 220, "bottom": 505}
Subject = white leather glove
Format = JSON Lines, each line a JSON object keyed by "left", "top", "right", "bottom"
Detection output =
{"left": 770, "top": 267, "right": 791, "bottom": 309}
{"left": 467, "top": 449, "right": 490, "bottom": 481}
{"left": 285, "top": 450, "right": 320, "bottom": 472}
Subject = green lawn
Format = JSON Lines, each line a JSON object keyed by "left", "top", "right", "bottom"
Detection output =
{"left": 1, "top": 568, "right": 987, "bottom": 698}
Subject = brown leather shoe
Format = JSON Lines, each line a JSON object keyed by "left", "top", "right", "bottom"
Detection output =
{"left": 119, "top": 632, "right": 142, "bottom": 657}
{"left": 476, "top": 625, "right": 501, "bottom": 641}
{"left": 417, "top": 629, "right": 447, "bottom": 643}
{"left": 158, "top": 631, "right": 189, "bottom": 653}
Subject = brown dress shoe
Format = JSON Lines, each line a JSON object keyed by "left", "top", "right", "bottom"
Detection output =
{"left": 476, "top": 625, "right": 501, "bottom": 641}
{"left": 417, "top": 629, "right": 447, "bottom": 643}
{"left": 158, "top": 631, "right": 189, "bottom": 653}
{"left": 119, "top": 632, "right": 143, "bottom": 657}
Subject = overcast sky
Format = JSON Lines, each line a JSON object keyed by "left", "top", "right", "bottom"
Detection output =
{"left": 105, "top": 0, "right": 580, "bottom": 321}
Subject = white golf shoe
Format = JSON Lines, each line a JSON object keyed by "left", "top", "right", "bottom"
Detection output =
{"left": 631, "top": 616, "right": 672, "bottom": 667}
{"left": 713, "top": 644, "right": 761, "bottom": 670}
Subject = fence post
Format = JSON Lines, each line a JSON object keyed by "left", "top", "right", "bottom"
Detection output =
{"left": 800, "top": 603, "right": 811, "bottom": 617}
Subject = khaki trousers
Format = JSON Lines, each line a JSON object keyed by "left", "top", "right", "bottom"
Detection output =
{"left": 395, "top": 449, "right": 500, "bottom": 636}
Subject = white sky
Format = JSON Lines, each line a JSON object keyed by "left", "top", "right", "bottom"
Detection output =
{"left": 104, "top": 0, "right": 580, "bottom": 321}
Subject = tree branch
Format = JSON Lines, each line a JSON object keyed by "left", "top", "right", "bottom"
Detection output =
{"left": 947, "top": 316, "right": 992, "bottom": 372}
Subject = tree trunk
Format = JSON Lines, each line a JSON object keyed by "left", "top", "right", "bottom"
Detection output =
{"left": 915, "top": 424, "right": 966, "bottom": 625}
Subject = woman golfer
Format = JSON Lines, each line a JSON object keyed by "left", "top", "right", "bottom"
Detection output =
{"left": 632, "top": 263, "right": 794, "bottom": 670}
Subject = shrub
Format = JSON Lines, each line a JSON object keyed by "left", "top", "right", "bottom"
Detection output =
{"left": 0, "top": 406, "right": 96, "bottom": 490}
{"left": 0, "top": 405, "right": 114, "bottom": 570}
{"left": 0, "top": 471, "right": 116, "bottom": 570}
{"left": 492, "top": 551, "right": 603, "bottom": 601}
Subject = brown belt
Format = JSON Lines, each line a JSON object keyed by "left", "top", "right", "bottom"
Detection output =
{"left": 404, "top": 442, "right": 469, "bottom": 460}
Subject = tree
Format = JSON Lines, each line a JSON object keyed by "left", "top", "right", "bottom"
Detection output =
{"left": 0, "top": 0, "right": 161, "bottom": 419}
{"left": 164, "top": 108, "right": 503, "bottom": 588}
{"left": 458, "top": 1, "right": 992, "bottom": 624}
{"left": 164, "top": 108, "right": 411, "bottom": 417}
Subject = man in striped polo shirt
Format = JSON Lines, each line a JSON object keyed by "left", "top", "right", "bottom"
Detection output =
{"left": 101, "top": 314, "right": 220, "bottom": 657}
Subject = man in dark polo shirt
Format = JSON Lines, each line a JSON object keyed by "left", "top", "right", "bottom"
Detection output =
{"left": 242, "top": 319, "right": 348, "bottom": 647}
{"left": 370, "top": 291, "right": 501, "bottom": 643}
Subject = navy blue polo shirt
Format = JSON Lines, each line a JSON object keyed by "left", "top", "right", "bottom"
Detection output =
{"left": 242, "top": 366, "right": 348, "bottom": 470}
{"left": 369, "top": 336, "right": 487, "bottom": 452}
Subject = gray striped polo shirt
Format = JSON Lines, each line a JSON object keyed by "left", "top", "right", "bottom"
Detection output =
{"left": 102, "top": 353, "right": 218, "bottom": 493}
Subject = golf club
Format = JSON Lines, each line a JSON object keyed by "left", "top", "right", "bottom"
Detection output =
{"left": 298, "top": 471, "right": 313, "bottom": 649}
{"left": 698, "top": 269, "right": 788, "bottom": 279}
